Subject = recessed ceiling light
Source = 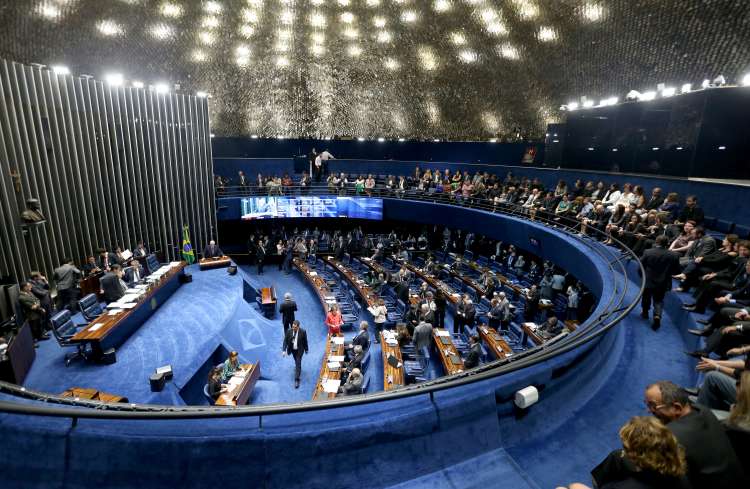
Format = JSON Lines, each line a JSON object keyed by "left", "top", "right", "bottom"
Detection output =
{"left": 161, "top": 2, "right": 183, "bottom": 18}
{"left": 376, "top": 31, "right": 391, "bottom": 43}
{"left": 97, "top": 20, "right": 124, "bottom": 37}
{"left": 150, "top": 23, "right": 174, "bottom": 39}
{"left": 348, "top": 45, "right": 362, "bottom": 57}
{"left": 401, "top": 10, "right": 417, "bottom": 23}
{"left": 373, "top": 16, "right": 386, "bottom": 28}
{"left": 204, "top": 1, "right": 222, "bottom": 14}
{"left": 458, "top": 50, "right": 477, "bottom": 63}
{"left": 434, "top": 0, "right": 451, "bottom": 12}
{"left": 104, "top": 73, "right": 124, "bottom": 86}
{"left": 537, "top": 26, "right": 557, "bottom": 42}
{"left": 154, "top": 83, "right": 170, "bottom": 94}
{"left": 51, "top": 65, "right": 70, "bottom": 76}
{"left": 340, "top": 12, "right": 355, "bottom": 24}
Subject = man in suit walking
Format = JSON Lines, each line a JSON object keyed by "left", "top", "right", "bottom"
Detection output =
{"left": 256, "top": 239, "right": 266, "bottom": 275}
{"left": 641, "top": 235, "right": 681, "bottom": 329}
{"left": 282, "top": 320, "right": 308, "bottom": 388}
{"left": 52, "top": 257, "right": 82, "bottom": 311}
{"left": 100, "top": 264, "right": 127, "bottom": 303}
{"left": 278, "top": 292, "right": 297, "bottom": 335}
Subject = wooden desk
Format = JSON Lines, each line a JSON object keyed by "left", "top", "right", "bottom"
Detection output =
{"left": 400, "top": 261, "right": 461, "bottom": 306}
{"left": 215, "top": 362, "right": 261, "bottom": 406}
{"left": 260, "top": 287, "right": 277, "bottom": 318}
{"left": 199, "top": 255, "right": 232, "bottom": 270}
{"left": 60, "top": 387, "right": 128, "bottom": 403}
{"left": 312, "top": 333, "right": 345, "bottom": 400}
{"left": 323, "top": 257, "right": 380, "bottom": 308}
{"left": 70, "top": 262, "right": 187, "bottom": 356}
{"left": 450, "top": 254, "right": 524, "bottom": 296}
{"left": 380, "top": 331, "right": 405, "bottom": 390}
{"left": 293, "top": 258, "right": 334, "bottom": 310}
{"left": 477, "top": 325, "right": 512, "bottom": 360}
{"left": 80, "top": 273, "right": 103, "bottom": 298}
{"left": 431, "top": 328, "right": 464, "bottom": 375}
{"left": 0, "top": 323, "right": 35, "bottom": 384}
{"left": 521, "top": 322, "right": 544, "bottom": 346}
{"left": 565, "top": 319, "right": 579, "bottom": 331}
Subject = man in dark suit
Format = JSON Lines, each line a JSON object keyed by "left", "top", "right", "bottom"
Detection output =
{"left": 100, "top": 264, "right": 127, "bottom": 303}
{"left": 19, "top": 281, "right": 48, "bottom": 341}
{"left": 454, "top": 295, "right": 476, "bottom": 334}
{"left": 278, "top": 292, "right": 297, "bottom": 334}
{"left": 52, "top": 257, "right": 82, "bottom": 311}
{"left": 282, "top": 320, "right": 308, "bottom": 388}
{"left": 124, "top": 259, "right": 145, "bottom": 286}
{"left": 463, "top": 335, "right": 482, "bottom": 369}
{"left": 680, "top": 226, "right": 716, "bottom": 267}
{"left": 347, "top": 321, "right": 370, "bottom": 354}
{"left": 684, "top": 241, "right": 750, "bottom": 313}
{"left": 256, "top": 240, "right": 266, "bottom": 275}
{"left": 645, "top": 381, "right": 743, "bottom": 489}
{"left": 203, "top": 240, "right": 223, "bottom": 259}
{"left": 237, "top": 170, "right": 249, "bottom": 189}
{"left": 133, "top": 241, "right": 148, "bottom": 258}
{"left": 82, "top": 255, "right": 102, "bottom": 276}
{"left": 96, "top": 248, "right": 116, "bottom": 272}
{"left": 640, "top": 235, "right": 681, "bottom": 329}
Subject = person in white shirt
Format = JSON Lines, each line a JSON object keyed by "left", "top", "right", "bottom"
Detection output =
{"left": 371, "top": 298, "right": 388, "bottom": 342}
{"left": 318, "top": 149, "right": 334, "bottom": 177}
{"left": 602, "top": 183, "right": 622, "bottom": 208}
{"left": 566, "top": 284, "right": 580, "bottom": 320}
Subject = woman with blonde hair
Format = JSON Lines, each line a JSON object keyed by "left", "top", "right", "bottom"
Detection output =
{"left": 728, "top": 370, "right": 750, "bottom": 430}
{"left": 559, "top": 416, "right": 690, "bottom": 489}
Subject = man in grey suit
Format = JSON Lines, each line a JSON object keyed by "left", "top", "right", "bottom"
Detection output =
{"left": 412, "top": 320, "right": 433, "bottom": 351}
{"left": 680, "top": 226, "right": 716, "bottom": 267}
{"left": 52, "top": 257, "right": 82, "bottom": 311}
{"left": 100, "top": 264, "right": 127, "bottom": 303}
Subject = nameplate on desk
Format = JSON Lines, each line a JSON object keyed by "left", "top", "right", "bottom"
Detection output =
{"left": 89, "top": 323, "right": 104, "bottom": 332}
{"left": 107, "top": 309, "right": 122, "bottom": 316}
{"left": 327, "top": 362, "right": 341, "bottom": 371}
{"left": 322, "top": 378, "right": 340, "bottom": 393}
{"left": 435, "top": 330, "right": 450, "bottom": 337}
{"left": 332, "top": 337, "right": 345, "bottom": 345}
{"left": 329, "top": 355, "right": 345, "bottom": 362}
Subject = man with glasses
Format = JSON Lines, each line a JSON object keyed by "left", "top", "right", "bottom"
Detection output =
{"left": 644, "top": 381, "right": 743, "bottom": 488}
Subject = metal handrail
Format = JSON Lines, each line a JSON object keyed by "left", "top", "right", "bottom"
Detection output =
{"left": 0, "top": 187, "right": 644, "bottom": 419}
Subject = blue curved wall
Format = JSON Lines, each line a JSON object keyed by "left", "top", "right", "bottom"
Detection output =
{"left": 1, "top": 202, "right": 626, "bottom": 489}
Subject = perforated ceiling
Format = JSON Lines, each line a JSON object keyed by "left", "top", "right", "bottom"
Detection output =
{"left": 2, "top": 1, "right": 749, "bottom": 140}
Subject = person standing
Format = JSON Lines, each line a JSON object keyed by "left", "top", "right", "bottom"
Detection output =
{"left": 370, "top": 298, "right": 388, "bottom": 343}
{"left": 100, "top": 264, "right": 127, "bottom": 303}
{"left": 52, "top": 257, "right": 82, "bottom": 311}
{"left": 278, "top": 293, "right": 297, "bottom": 335}
{"left": 641, "top": 235, "right": 681, "bottom": 330}
{"left": 29, "top": 271, "right": 53, "bottom": 320}
{"left": 282, "top": 320, "right": 309, "bottom": 389}
{"left": 434, "top": 289, "right": 447, "bottom": 329}
{"left": 19, "top": 281, "right": 48, "bottom": 341}
{"left": 256, "top": 239, "right": 266, "bottom": 275}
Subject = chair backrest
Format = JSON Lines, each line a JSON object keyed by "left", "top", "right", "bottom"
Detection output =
{"left": 146, "top": 254, "right": 160, "bottom": 274}
{"left": 78, "top": 293, "right": 103, "bottom": 321}
{"left": 203, "top": 384, "right": 214, "bottom": 405}
{"left": 361, "top": 349, "right": 371, "bottom": 373}
{"left": 361, "top": 375, "right": 370, "bottom": 394}
{"left": 51, "top": 310, "right": 77, "bottom": 339}
{"left": 6, "top": 284, "right": 22, "bottom": 327}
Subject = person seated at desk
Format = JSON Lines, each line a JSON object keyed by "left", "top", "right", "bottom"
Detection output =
{"left": 463, "top": 335, "right": 482, "bottom": 369}
{"left": 325, "top": 304, "right": 343, "bottom": 335}
{"left": 538, "top": 315, "right": 564, "bottom": 338}
{"left": 221, "top": 351, "right": 241, "bottom": 382}
{"left": 97, "top": 248, "right": 116, "bottom": 272}
{"left": 133, "top": 241, "right": 148, "bottom": 258}
{"left": 203, "top": 240, "right": 223, "bottom": 259}
{"left": 100, "top": 264, "right": 126, "bottom": 303}
{"left": 124, "top": 259, "right": 145, "bottom": 286}
{"left": 343, "top": 345, "right": 365, "bottom": 382}
{"left": 82, "top": 255, "right": 102, "bottom": 276}
{"left": 207, "top": 367, "right": 228, "bottom": 401}
{"left": 338, "top": 368, "right": 363, "bottom": 396}
{"left": 396, "top": 323, "right": 412, "bottom": 347}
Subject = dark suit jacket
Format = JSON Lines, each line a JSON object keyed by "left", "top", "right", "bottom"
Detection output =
{"left": 457, "top": 302, "right": 476, "bottom": 323}
{"left": 100, "top": 272, "right": 126, "bottom": 303}
{"left": 463, "top": 343, "right": 482, "bottom": 369}
{"left": 124, "top": 266, "right": 145, "bottom": 285}
{"left": 203, "top": 244, "right": 223, "bottom": 258}
{"left": 256, "top": 245, "right": 266, "bottom": 261}
{"left": 687, "top": 236, "right": 717, "bottom": 259}
{"left": 351, "top": 330, "right": 370, "bottom": 351}
{"left": 283, "top": 327, "right": 309, "bottom": 355}
{"left": 97, "top": 253, "right": 117, "bottom": 270}
{"left": 279, "top": 300, "right": 297, "bottom": 323}
{"left": 641, "top": 247, "right": 681, "bottom": 289}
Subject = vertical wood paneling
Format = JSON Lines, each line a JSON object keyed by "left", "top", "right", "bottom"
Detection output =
{"left": 0, "top": 59, "right": 215, "bottom": 284}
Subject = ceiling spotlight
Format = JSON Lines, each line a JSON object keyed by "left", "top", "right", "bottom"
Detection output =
{"left": 340, "top": 12, "right": 355, "bottom": 23}
{"left": 204, "top": 1, "right": 223, "bottom": 14}
{"left": 581, "top": 3, "right": 604, "bottom": 22}
{"left": 366, "top": 0, "right": 380, "bottom": 6}
{"left": 240, "top": 25, "right": 255, "bottom": 37}
{"left": 376, "top": 31, "right": 391, "bottom": 43}
{"left": 348, "top": 45, "right": 362, "bottom": 57}
{"left": 450, "top": 32, "right": 466, "bottom": 45}
{"left": 373, "top": 16, "right": 386, "bottom": 28}
{"left": 51, "top": 65, "right": 70, "bottom": 76}
{"left": 701, "top": 79, "right": 710, "bottom": 89}
{"left": 37, "top": 5, "right": 61, "bottom": 20}
{"left": 199, "top": 31, "right": 215, "bottom": 45}
{"left": 161, "top": 2, "right": 183, "bottom": 18}
{"left": 398, "top": 138, "right": 405, "bottom": 142}
{"left": 712, "top": 75, "right": 726, "bottom": 86}
{"left": 567, "top": 102, "right": 579, "bottom": 111}
{"left": 192, "top": 49, "right": 208, "bottom": 62}
{"left": 718, "top": 146, "right": 727, "bottom": 150}
{"left": 434, "top": 0, "right": 451, "bottom": 12}
{"left": 377, "top": 137, "right": 385, "bottom": 142}
{"left": 384, "top": 58, "right": 399, "bottom": 70}
{"left": 154, "top": 83, "right": 170, "bottom": 94}
{"left": 582, "top": 100, "right": 595, "bottom": 108}
{"left": 97, "top": 20, "right": 124, "bottom": 37}
{"left": 625, "top": 90, "right": 641, "bottom": 101}
{"left": 486, "top": 22, "right": 507, "bottom": 35}
{"left": 498, "top": 43, "right": 519, "bottom": 60}
{"left": 433, "top": 139, "right": 440, "bottom": 142}
{"left": 662, "top": 87, "right": 676, "bottom": 97}
{"left": 681, "top": 83, "right": 692, "bottom": 93}
{"left": 640, "top": 91, "right": 656, "bottom": 101}
{"left": 132, "top": 81, "right": 144, "bottom": 89}
{"left": 676, "top": 146, "right": 684, "bottom": 151}
{"left": 251, "top": 134, "right": 259, "bottom": 139}
{"left": 401, "top": 10, "right": 417, "bottom": 23}
{"left": 344, "top": 28, "right": 359, "bottom": 39}
{"left": 311, "top": 44, "right": 325, "bottom": 56}
{"left": 150, "top": 23, "right": 174, "bottom": 39}
{"left": 243, "top": 9, "right": 260, "bottom": 23}
{"left": 458, "top": 50, "right": 477, "bottom": 63}
{"left": 236, "top": 45, "right": 251, "bottom": 57}
{"left": 311, "top": 32, "right": 325, "bottom": 43}
{"left": 537, "top": 27, "right": 557, "bottom": 42}
{"left": 740, "top": 74, "right": 750, "bottom": 86}
{"left": 337, "top": 0, "right": 350, "bottom": 5}
{"left": 196, "top": 91, "right": 208, "bottom": 98}
{"left": 310, "top": 12, "right": 326, "bottom": 27}
{"left": 104, "top": 73, "right": 124, "bottom": 86}
{"left": 357, "top": 137, "right": 365, "bottom": 141}
{"left": 489, "top": 138, "right": 497, "bottom": 143}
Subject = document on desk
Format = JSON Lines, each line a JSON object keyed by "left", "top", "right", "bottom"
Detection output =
{"left": 88, "top": 323, "right": 104, "bottom": 332}
{"left": 169, "top": 261, "right": 181, "bottom": 267}
{"left": 332, "top": 336, "right": 345, "bottom": 345}
{"left": 386, "top": 338, "right": 398, "bottom": 346}
{"left": 322, "top": 378, "right": 341, "bottom": 393}
{"left": 327, "top": 361, "right": 341, "bottom": 370}
{"left": 120, "top": 294, "right": 140, "bottom": 303}
{"left": 107, "top": 309, "right": 122, "bottom": 316}
{"left": 116, "top": 303, "right": 137, "bottom": 309}
{"left": 329, "top": 355, "right": 345, "bottom": 363}
{"left": 436, "top": 330, "right": 450, "bottom": 337}
{"left": 309, "top": 271, "right": 318, "bottom": 276}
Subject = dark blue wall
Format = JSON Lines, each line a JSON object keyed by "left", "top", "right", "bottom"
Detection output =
{"left": 212, "top": 137, "right": 543, "bottom": 165}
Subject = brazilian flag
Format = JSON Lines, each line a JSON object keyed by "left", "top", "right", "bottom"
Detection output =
{"left": 182, "top": 225, "right": 195, "bottom": 264}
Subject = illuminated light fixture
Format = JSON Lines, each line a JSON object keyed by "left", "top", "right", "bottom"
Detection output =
{"left": 567, "top": 102, "right": 579, "bottom": 111}
{"left": 552, "top": 139, "right": 559, "bottom": 143}
{"left": 662, "top": 87, "right": 676, "bottom": 97}
{"left": 280, "top": 10, "right": 294, "bottom": 24}
{"left": 450, "top": 32, "right": 466, "bottom": 45}
{"left": 161, "top": 2, "right": 183, "bottom": 18}
{"left": 132, "top": 81, "right": 144, "bottom": 88}
{"left": 582, "top": 100, "right": 595, "bottom": 108}
{"left": 366, "top": 0, "right": 380, "bottom": 6}
{"left": 104, "top": 73, "right": 124, "bottom": 86}
{"left": 376, "top": 31, "right": 392, "bottom": 43}
{"left": 236, "top": 45, "right": 251, "bottom": 57}
{"left": 311, "top": 32, "right": 325, "bottom": 43}
{"left": 192, "top": 49, "right": 208, "bottom": 62}
{"left": 480, "top": 8, "right": 497, "bottom": 23}
{"left": 718, "top": 146, "right": 726, "bottom": 150}
{"left": 210, "top": 133, "right": 215, "bottom": 138}
{"left": 340, "top": 12, "right": 355, "bottom": 24}
{"left": 37, "top": 5, "right": 61, "bottom": 20}
{"left": 433, "top": 139, "right": 440, "bottom": 142}
{"left": 251, "top": 134, "right": 259, "bottom": 139}
{"left": 581, "top": 2, "right": 604, "bottom": 22}
{"left": 486, "top": 22, "right": 507, "bottom": 35}
{"left": 311, "top": 44, "right": 325, "bottom": 56}
{"left": 51, "top": 65, "right": 70, "bottom": 76}
{"left": 97, "top": 20, "right": 124, "bottom": 36}
{"left": 377, "top": 137, "right": 385, "bottom": 142}
{"left": 612, "top": 148, "right": 618, "bottom": 152}
{"left": 434, "top": 0, "right": 451, "bottom": 12}
{"left": 357, "top": 137, "right": 365, "bottom": 141}
{"left": 373, "top": 16, "right": 386, "bottom": 28}
{"left": 418, "top": 47, "right": 438, "bottom": 71}
{"left": 240, "top": 25, "right": 255, "bottom": 38}
{"left": 652, "top": 147, "right": 659, "bottom": 151}
{"left": 639, "top": 91, "right": 656, "bottom": 101}
{"left": 712, "top": 75, "right": 726, "bottom": 86}
{"left": 337, "top": 0, "right": 350, "bottom": 5}
{"left": 489, "top": 138, "right": 497, "bottom": 143}
{"left": 600, "top": 97, "right": 618, "bottom": 106}
{"left": 243, "top": 9, "right": 259, "bottom": 23}
{"left": 236, "top": 56, "right": 250, "bottom": 67}
{"left": 537, "top": 26, "right": 557, "bottom": 42}
{"left": 196, "top": 91, "right": 208, "bottom": 98}
{"left": 199, "top": 31, "right": 215, "bottom": 45}
{"left": 154, "top": 83, "right": 170, "bottom": 94}
{"left": 701, "top": 79, "right": 710, "bottom": 89}
{"left": 625, "top": 90, "right": 641, "bottom": 101}
{"left": 204, "top": 1, "right": 222, "bottom": 14}
{"left": 276, "top": 56, "right": 290, "bottom": 68}
{"left": 202, "top": 16, "right": 220, "bottom": 29}
{"left": 344, "top": 28, "right": 359, "bottom": 39}
{"left": 401, "top": 10, "right": 417, "bottom": 23}
{"left": 587, "top": 147, "right": 594, "bottom": 151}
{"left": 310, "top": 12, "right": 326, "bottom": 27}
{"left": 247, "top": 0, "right": 263, "bottom": 5}
{"left": 277, "top": 135, "right": 286, "bottom": 139}
{"left": 741, "top": 74, "right": 750, "bottom": 86}
{"left": 516, "top": 1, "right": 539, "bottom": 19}
{"left": 498, "top": 43, "right": 519, "bottom": 60}
{"left": 681, "top": 83, "right": 692, "bottom": 93}
{"left": 458, "top": 49, "right": 477, "bottom": 63}
{"left": 398, "top": 138, "right": 405, "bottom": 142}
{"left": 384, "top": 57, "right": 399, "bottom": 70}
{"left": 150, "top": 23, "right": 174, "bottom": 39}
{"left": 676, "top": 146, "right": 684, "bottom": 151}
{"left": 348, "top": 45, "right": 362, "bottom": 57}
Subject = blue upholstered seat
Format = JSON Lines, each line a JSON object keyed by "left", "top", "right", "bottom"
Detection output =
{"left": 78, "top": 293, "right": 104, "bottom": 322}
{"left": 50, "top": 310, "right": 87, "bottom": 366}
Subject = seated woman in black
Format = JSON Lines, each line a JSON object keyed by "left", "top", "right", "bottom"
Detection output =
{"left": 207, "top": 367, "right": 227, "bottom": 402}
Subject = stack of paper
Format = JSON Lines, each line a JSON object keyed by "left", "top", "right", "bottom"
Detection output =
{"left": 169, "top": 261, "right": 181, "bottom": 267}
{"left": 88, "top": 323, "right": 104, "bottom": 332}
{"left": 436, "top": 330, "right": 450, "bottom": 337}
{"left": 329, "top": 355, "right": 345, "bottom": 362}
{"left": 332, "top": 336, "right": 345, "bottom": 345}
{"left": 119, "top": 294, "right": 140, "bottom": 303}
{"left": 322, "top": 378, "right": 341, "bottom": 393}
{"left": 309, "top": 271, "right": 318, "bottom": 276}
{"left": 107, "top": 309, "right": 122, "bottom": 316}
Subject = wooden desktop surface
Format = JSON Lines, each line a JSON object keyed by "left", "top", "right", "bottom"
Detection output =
{"left": 400, "top": 261, "right": 461, "bottom": 305}
{"left": 260, "top": 287, "right": 277, "bottom": 305}
{"left": 477, "top": 325, "right": 513, "bottom": 360}
{"left": 215, "top": 362, "right": 261, "bottom": 406}
{"left": 199, "top": 255, "right": 232, "bottom": 270}
{"left": 322, "top": 257, "right": 380, "bottom": 308}
{"left": 522, "top": 322, "right": 544, "bottom": 345}
{"left": 432, "top": 328, "right": 464, "bottom": 375}
{"left": 380, "top": 331, "right": 405, "bottom": 390}
{"left": 60, "top": 387, "right": 128, "bottom": 404}
{"left": 71, "top": 261, "right": 186, "bottom": 344}
{"left": 313, "top": 333, "right": 345, "bottom": 400}
{"left": 293, "top": 258, "right": 334, "bottom": 310}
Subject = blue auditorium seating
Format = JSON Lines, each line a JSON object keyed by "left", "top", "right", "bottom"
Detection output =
{"left": 78, "top": 293, "right": 104, "bottom": 322}
{"left": 49, "top": 310, "right": 87, "bottom": 367}
{"left": 145, "top": 253, "right": 161, "bottom": 274}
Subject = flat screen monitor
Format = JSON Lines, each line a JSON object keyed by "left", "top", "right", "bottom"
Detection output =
{"left": 240, "top": 196, "right": 383, "bottom": 220}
